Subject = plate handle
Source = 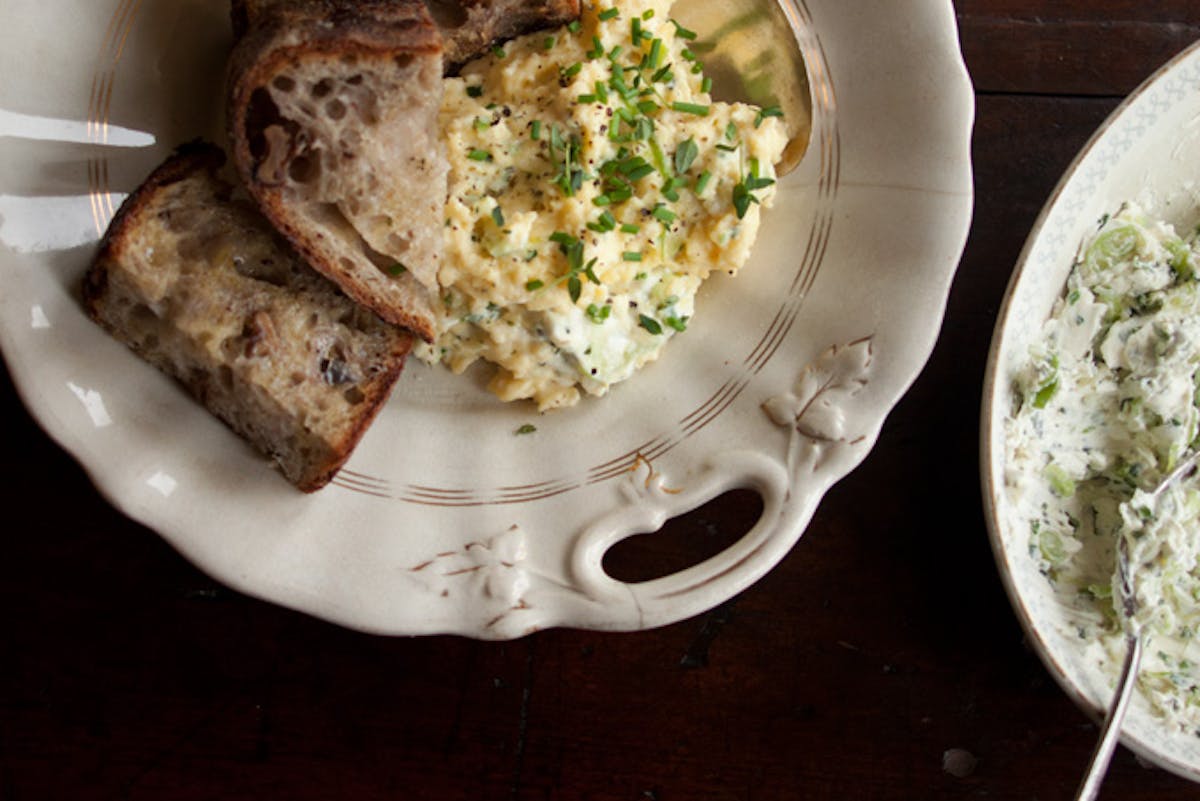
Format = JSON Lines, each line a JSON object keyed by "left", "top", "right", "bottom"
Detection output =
{"left": 567, "top": 450, "right": 795, "bottom": 631}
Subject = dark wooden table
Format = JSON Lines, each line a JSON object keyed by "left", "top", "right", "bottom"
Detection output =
{"left": 5, "top": 2, "right": 1200, "bottom": 799}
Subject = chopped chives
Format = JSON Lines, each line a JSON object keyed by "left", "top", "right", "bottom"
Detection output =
{"left": 631, "top": 17, "right": 642, "bottom": 44}
{"left": 492, "top": 45, "right": 507, "bottom": 58}
{"left": 568, "top": 20, "right": 581, "bottom": 33}
{"left": 562, "top": 61, "right": 583, "bottom": 79}
{"left": 694, "top": 170, "right": 713, "bottom": 194}
{"left": 652, "top": 205, "right": 677, "bottom": 224}
{"left": 531, "top": 119, "right": 542, "bottom": 139}
{"left": 526, "top": 279, "right": 545, "bottom": 291}
{"left": 670, "top": 20, "right": 698, "bottom": 40}
{"left": 578, "top": 93, "right": 598, "bottom": 103}
{"left": 755, "top": 104, "right": 785, "bottom": 127}
{"left": 642, "top": 9, "right": 654, "bottom": 19}
{"left": 662, "top": 176, "right": 685, "bottom": 202}
{"left": 608, "top": 185, "right": 633, "bottom": 202}
{"left": 623, "top": 251, "right": 643, "bottom": 262}
{"left": 593, "top": 194, "right": 613, "bottom": 207}
{"left": 620, "top": 223, "right": 641, "bottom": 234}
{"left": 587, "top": 211, "right": 617, "bottom": 233}
{"left": 639, "top": 314, "right": 663, "bottom": 335}
{"left": 467, "top": 148, "right": 492, "bottom": 161}
{"left": 598, "top": 7, "right": 620, "bottom": 20}
{"left": 544, "top": 35, "right": 556, "bottom": 49}
{"left": 626, "top": 163, "right": 655, "bottom": 181}
{"left": 491, "top": 206, "right": 505, "bottom": 227}
{"left": 671, "top": 101, "right": 710, "bottom": 116}
{"left": 701, "top": 76, "right": 713, "bottom": 93}
{"left": 648, "top": 38, "right": 664, "bottom": 69}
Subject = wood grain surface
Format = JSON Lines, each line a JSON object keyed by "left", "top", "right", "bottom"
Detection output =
{"left": 4, "top": 2, "right": 1200, "bottom": 799}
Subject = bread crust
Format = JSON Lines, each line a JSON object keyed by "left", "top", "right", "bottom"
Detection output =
{"left": 85, "top": 142, "right": 411, "bottom": 491}
{"left": 433, "top": 0, "right": 581, "bottom": 73}
{"left": 234, "top": 1, "right": 583, "bottom": 73}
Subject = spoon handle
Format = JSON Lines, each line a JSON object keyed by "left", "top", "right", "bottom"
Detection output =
{"left": 1074, "top": 633, "right": 1144, "bottom": 801}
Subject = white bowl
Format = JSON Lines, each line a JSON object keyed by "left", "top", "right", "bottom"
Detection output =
{"left": 983, "top": 39, "right": 1200, "bottom": 782}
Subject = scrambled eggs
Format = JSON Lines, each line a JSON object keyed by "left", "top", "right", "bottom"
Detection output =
{"left": 420, "top": 0, "right": 789, "bottom": 409}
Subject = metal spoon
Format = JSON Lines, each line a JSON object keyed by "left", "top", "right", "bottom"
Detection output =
{"left": 672, "top": 0, "right": 812, "bottom": 174}
{"left": 1074, "top": 451, "right": 1200, "bottom": 801}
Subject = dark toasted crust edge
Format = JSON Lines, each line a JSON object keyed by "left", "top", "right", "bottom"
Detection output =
{"left": 441, "top": 0, "right": 581, "bottom": 73}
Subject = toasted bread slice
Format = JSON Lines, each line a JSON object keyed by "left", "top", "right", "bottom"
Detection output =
{"left": 83, "top": 142, "right": 411, "bottom": 491}
{"left": 228, "top": 0, "right": 445, "bottom": 339}
{"left": 427, "top": 0, "right": 582, "bottom": 73}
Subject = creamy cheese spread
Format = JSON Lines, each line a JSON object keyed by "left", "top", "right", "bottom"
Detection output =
{"left": 1007, "top": 203, "right": 1200, "bottom": 731}
{"left": 417, "top": 0, "right": 789, "bottom": 410}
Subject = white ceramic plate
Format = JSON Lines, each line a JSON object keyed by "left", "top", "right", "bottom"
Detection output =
{"left": 0, "top": 0, "right": 972, "bottom": 638}
{"left": 983, "top": 41, "right": 1200, "bottom": 782}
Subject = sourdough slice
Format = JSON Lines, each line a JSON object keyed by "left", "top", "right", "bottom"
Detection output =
{"left": 427, "top": 0, "right": 581, "bottom": 74}
{"left": 233, "top": 1, "right": 582, "bottom": 74}
{"left": 228, "top": 0, "right": 445, "bottom": 339}
{"left": 83, "top": 142, "right": 411, "bottom": 492}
